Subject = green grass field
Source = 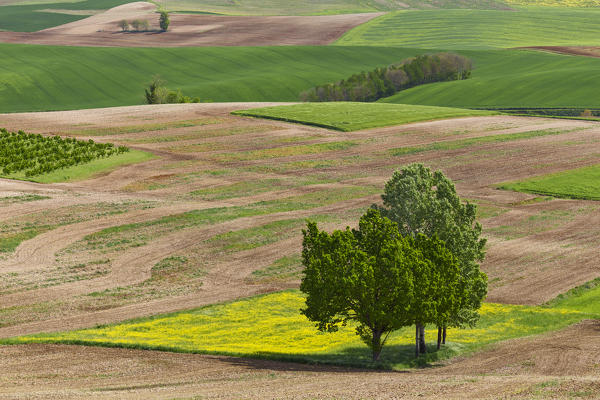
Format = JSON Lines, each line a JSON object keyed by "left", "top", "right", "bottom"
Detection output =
{"left": 234, "top": 103, "right": 496, "bottom": 131}
{"left": 498, "top": 164, "right": 600, "bottom": 200}
{"left": 3, "top": 287, "right": 595, "bottom": 370}
{"left": 3, "top": 43, "right": 600, "bottom": 112}
{"left": 152, "top": 0, "right": 509, "bottom": 15}
{"left": 0, "top": 0, "right": 132, "bottom": 32}
{"left": 382, "top": 49, "right": 600, "bottom": 108}
{"left": 0, "top": 44, "right": 426, "bottom": 113}
{"left": 336, "top": 9, "right": 600, "bottom": 49}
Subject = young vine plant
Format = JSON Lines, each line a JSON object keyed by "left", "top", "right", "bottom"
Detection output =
{"left": 0, "top": 128, "right": 129, "bottom": 177}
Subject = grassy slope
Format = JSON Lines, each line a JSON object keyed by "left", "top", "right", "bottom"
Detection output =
{"left": 336, "top": 8, "right": 600, "bottom": 49}
{"left": 3, "top": 288, "right": 593, "bottom": 370}
{"left": 0, "top": 0, "right": 133, "bottom": 32}
{"left": 0, "top": 45, "right": 425, "bottom": 113}
{"left": 153, "top": 0, "right": 509, "bottom": 15}
{"left": 234, "top": 103, "right": 496, "bottom": 131}
{"left": 498, "top": 164, "right": 600, "bottom": 200}
{"left": 1, "top": 150, "right": 154, "bottom": 184}
{"left": 3, "top": 43, "right": 600, "bottom": 112}
{"left": 381, "top": 50, "right": 600, "bottom": 108}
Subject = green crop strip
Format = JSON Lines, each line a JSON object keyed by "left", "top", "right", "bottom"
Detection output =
{"left": 81, "top": 186, "right": 379, "bottom": 250}
{"left": 213, "top": 141, "right": 358, "bottom": 162}
{"left": 336, "top": 9, "right": 600, "bottom": 50}
{"left": 235, "top": 103, "right": 495, "bottom": 132}
{"left": 67, "top": 119, "right": 221, "bottom": 137}
{"left": 0, "top": 128, "right": 129, "bottom": 178}
{"left": 389, "top": 128, "right": 579, "bottom": 157}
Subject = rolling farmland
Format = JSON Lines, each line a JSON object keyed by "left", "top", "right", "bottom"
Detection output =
{"left": 0, "top": 45, "right": 421, "bottom": 113}
{"left": 336, "top": 8, "right": 600, "bottom": 49}
{"left": 2, "top": 45, "right": 600, "bottom": 113}
{"left": 382, "top": 49, "right": 600, "bottom": 108}
{"left": 1, "top": 0, "right": 600, "bottom": 398}
{"left": 0, "top": 103, "right": 599, "bottom": 397}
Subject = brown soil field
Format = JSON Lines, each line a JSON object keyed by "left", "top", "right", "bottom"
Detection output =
{"left": 1, "top": 103, "right": 600, "bottom": 397}
{"left": 521, "top": 46, "right": 600, "bottom": 58}
{"left": 0, "top": 2, "right": 381, "bottom": 47}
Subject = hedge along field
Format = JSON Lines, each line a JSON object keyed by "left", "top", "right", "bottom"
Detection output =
{"left": 498, "top": 164, "right": 600, "bottom": 200}
{"left": 336, "top": 8, "right": 600, "bottom": 50}
{"left": 234, "top": 103, "right": 496, "bottom": 131}
{"left": 0, "top": 0, "right": 133, "bottom": 32}
{"left": 381, "top": 49, "right": 600, "bottom": 108}
{"left": 0, "top": 44, "right": 425, "bottom": 113}
{"left": 3, "top": 289, "right": 594, "bottom": 370}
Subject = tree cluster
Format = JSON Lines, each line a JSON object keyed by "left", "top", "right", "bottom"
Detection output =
{"left": 145, "top": 76, "right": 200, "bottom": 104}
{"left": 0, "top": 128, "right": 128, "bottom": 177}
{"left": 118, "top": 19, "right": 150, "bottom": 32}
{"left": 300, "top": 53, "right": 472, "bottom": 103}
{"left": 301, "top": 164, "right": 487, "bottom": 361}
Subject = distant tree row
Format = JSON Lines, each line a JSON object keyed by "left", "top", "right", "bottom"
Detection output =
{"left": 0, "top": 128, "right": 128, "bottom": 177}
{"left": 300, "top": 53, "right": 472, "bottom": 103}
{"left": 118, "top": 19, "right": 150, "bottom": 32}
{"left": 145, "top": 76, "right": 200, "bottom": 104}
{"left": 118, "top": 11, "right": 169, "bottom": 32}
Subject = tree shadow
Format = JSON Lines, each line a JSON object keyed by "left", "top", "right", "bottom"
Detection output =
{"left": 217, "top": 342, "right": 456, "bottom": 373}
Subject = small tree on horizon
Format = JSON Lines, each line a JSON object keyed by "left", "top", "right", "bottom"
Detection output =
{"left": 159, "top": 11, "right": 170, "bottom": 31}
{"left": 118, "top": 20, "right": 129, "bottom": 32}
{"left": 130, "top": 19, "right": 141, "bottom": 31}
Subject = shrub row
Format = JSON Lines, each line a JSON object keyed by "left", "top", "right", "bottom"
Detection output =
{"left": 0, "top": 128, "right": 128, "bottom": 177}
{"left": 300, "top": 53, "right": 472, "bottom": 103}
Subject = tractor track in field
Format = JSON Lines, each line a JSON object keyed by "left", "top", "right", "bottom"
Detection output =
{"left": 0, "top": 194, "right": 377, "bottom": 333}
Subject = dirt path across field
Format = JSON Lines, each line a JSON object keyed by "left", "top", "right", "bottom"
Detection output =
{"left": 1, "top": 320, "right": 599, "bottom": 399}
{"left": 0, "top": 2, "right": 381, "bottom": 47}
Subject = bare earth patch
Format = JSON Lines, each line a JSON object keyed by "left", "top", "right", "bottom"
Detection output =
{"left": 0, "top": 2, "right": 382, "bottom": 47}
{"left": 521, "top": 46, "right": 600, "bottom": 58}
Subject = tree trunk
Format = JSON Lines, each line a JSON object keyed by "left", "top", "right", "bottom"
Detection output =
{"left": 419, "top": 324, "right": 427, "bottom": 354}
{"left": 442, "top": 327, "right": 447, "bottom": 345}
{"left": 437, "top": 326, "right": 442, "bottom": 350}
{"left": 415, "top": 324, "right": 419, "bottom": 358}
{"left": 372, "top": 329, "right": 383, "bottom": 362}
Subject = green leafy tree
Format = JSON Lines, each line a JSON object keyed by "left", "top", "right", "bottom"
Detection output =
{"left": 159, "top": 11, "right": 170, "bottom": 31}
{"left": 414, "top": 234, "right": 464, "bottom": 352}
{"left": 145, "top": 76, "right": 168, "bottom": 104}
{"left": 301, "top": 209, "right": 419, "bottom": 361}
{"left": 374, "top": 163, "right": 487, "bottom": 349}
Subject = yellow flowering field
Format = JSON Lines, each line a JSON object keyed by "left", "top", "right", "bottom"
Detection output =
{"left": 4, "top": 290, "right": 589, "bottom": 369}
